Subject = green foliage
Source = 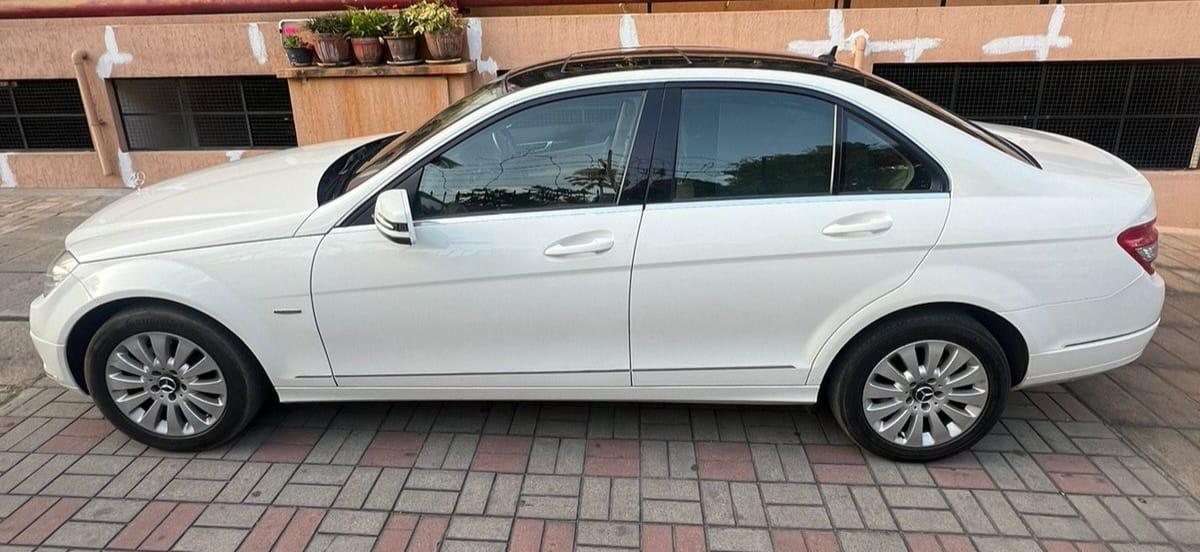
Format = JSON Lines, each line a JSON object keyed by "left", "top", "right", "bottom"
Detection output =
{"left": 306, "top": 12, "right": 350, "bottom": 36}
{"left": 402, "top": 1, "right": 465, "bottom": 35}
{"left": 345, "top": 6, "right": 390, "bottom": 39}
{"left": 386, "top": 11, "right": 414, "bottom": 37}
{"left": 282, "top": 35, "right": 304, "bottom": 48}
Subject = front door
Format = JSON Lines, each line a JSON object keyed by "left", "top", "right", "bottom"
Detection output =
{"left": 630, "top": 86, "right": 951, "bottom": 387}
{"left": 312, "top": 88, "right": 658, "bottom": 388}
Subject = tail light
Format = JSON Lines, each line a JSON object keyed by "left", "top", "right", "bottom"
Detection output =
{"left": 1117, "top": 218, "right": 1158, "bottom": 275}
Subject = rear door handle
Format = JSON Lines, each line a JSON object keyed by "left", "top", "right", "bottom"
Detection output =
{"left": 822, "top": 212, "right": 894, "bottom": 237}
{"left": 545, "top": 234, "right": 615, "bottom": 257}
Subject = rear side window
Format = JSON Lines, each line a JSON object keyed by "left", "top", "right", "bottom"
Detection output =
{"left": 839, "top": 112, "right": 934, "bottom": 193}
{"left": 673, "top": 89, "right": 835, "bottom": 200}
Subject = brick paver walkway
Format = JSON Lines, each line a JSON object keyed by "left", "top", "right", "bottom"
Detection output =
{"left": 0, "top": 190, "right": 1198, "bottom": 551}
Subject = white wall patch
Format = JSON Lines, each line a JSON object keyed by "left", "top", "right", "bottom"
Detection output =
{"left": 117, "top": 151, "right": 143, "bottom": 189}
{"left": 466, "top": 18, "right": 499, "bottom": 77}
{"left": 96, "top": 26, "right": 133, "bottom": 79}
{"left": 0, "top": 154, "right": 16, "bottom": 188}
{"left": 619, "top": 14, "right": 639, "bottom": 50}
{"left": 983, "top": 4, "right": 1071, "bottom": 61}
{"left": 787, "top": 10, "right": 940, "bottom": 63}
{"left": 247, "top": 23, "right": 269, "bottom": 65}
{"left": 226, "top": 150, "right": 245, "bottom": 162}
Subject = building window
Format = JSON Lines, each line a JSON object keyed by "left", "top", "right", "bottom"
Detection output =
{"left": 874, "top": 60, "right": 1200, "bottom": 170}
{"left": 0, "top": 79, "right": 93, "bottom": 151}
{"left": 113, "top": 76, "right": 297, "bottom": 150}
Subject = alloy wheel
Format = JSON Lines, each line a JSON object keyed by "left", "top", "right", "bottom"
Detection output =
{"left": 104, "top": 332, "right": 227, "bottom": 436}
{"left": 861, "top": 339, "right": 989, "bottom": 448}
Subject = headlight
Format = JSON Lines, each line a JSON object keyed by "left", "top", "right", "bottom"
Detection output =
{"left": 43, "top": 251, "right": 78, "bottom": 296}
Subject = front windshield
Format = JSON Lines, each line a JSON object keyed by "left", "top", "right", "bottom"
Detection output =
{"left": 339, "top": 80, "right": 508, "bottom": 195}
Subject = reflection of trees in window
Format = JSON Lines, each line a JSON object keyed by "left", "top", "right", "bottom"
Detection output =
{"left": 421, "top": 154, "right": 619, "bottom": 216}
{"left": 675, "top": 145, "right": 833, "bottom": 199}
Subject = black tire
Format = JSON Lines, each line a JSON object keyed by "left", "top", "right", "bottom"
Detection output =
{"left": 828, "top": 311, "right": 1010, "bottom": 462}
{"left": 84, "top": 305, "right": 267, "bottom": 451}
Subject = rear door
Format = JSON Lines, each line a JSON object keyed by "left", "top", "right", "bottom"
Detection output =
{"left": 629, "top": 84, "right": 950, "bottom": 387}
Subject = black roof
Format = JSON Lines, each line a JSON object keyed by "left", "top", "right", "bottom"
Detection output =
{"left": 503, "top": 47, "right": 872, "bottom": 90}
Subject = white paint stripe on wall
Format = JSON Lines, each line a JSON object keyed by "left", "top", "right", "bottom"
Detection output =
{"left": 788, "top": 11, "right": 940, "bottom": 63}
{"left": 247, "top": 23, "right": 269, "bottom": 65}
{"left": 982, "top": 4, "right": 1071, "bottom": 61}
{"left": 226, "top": 150, "right": 245, "bottom": 162}
{"left": 117, "top": 151, "right": 142, "bottom": 189}
{"left": 619, "top": 14, "right": 639, "bottom": 50}
{"left": 96, "top": 26, "right": 133, "bottom": 79}
{"left": 466, "top": 18, "right": 499, "bottom": 77}
{"left": 0, "top": 154, "right": 16, "bottom": 188}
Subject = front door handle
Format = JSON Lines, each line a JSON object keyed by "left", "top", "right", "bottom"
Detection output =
{"left": 822, "top": 212, "right": 894, "bottom": 237}
{"left": 545, "top": 234, "right": 615, "bottom": 257}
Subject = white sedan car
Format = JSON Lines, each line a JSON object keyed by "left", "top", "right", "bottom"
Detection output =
{"left": 30, "top": 49, "right": 1163, "bottom": 461}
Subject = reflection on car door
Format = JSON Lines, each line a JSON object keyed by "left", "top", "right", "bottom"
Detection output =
{"left": 311, "top": 88, "right": 661, "bottom": 389}
{"left": 629, "top": 85, "right": 950, "bottom": 388}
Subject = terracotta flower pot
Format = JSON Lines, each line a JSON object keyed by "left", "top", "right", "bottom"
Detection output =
{"left": 284, "top": 47, "right": 313, "bottom": 67}
{"left": 313, "top": 34, "right": 352, "bottom": 66}
{"left": 422, "top": 28, "right": 464, "bottom": 64}
{"left": 351, "top": 37, "right": 385, "bottom": 66}
{"left": 384, "top": 35, "right": 419, "bottom": 65}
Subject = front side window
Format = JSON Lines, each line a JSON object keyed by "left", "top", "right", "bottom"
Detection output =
{"left": 840, "top": 112, "right": 933, "bottom": 193}
{"left": 416, "top": 91, "right": 646, "bottom": 218}
{"left": 673, "top": 89, "right": 835, "bottom": 200}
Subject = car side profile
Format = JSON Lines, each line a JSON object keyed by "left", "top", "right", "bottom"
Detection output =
{"left": 29, "top": 48, "right": 1164, "bottom": 461}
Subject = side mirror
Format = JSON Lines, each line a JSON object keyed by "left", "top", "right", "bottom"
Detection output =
{"left": 374, "top": 189, "right": 414, "bottom": 245}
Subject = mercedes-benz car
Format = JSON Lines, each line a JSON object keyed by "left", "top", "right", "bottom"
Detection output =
{"left": 30, "top": 48, "right": 1163, "bottom": 461}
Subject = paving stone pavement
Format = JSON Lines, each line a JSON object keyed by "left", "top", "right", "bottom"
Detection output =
{"left": 0, "top": 189, "right": 1199, "bottom": 552}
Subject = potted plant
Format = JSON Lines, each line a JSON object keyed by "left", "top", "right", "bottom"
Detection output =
{"left": 346, "top": 6, "right": 389, "bottom": 66}
{"left": 281, "top": 25, "right": 313, "bottom": 67}
{"left": 307, "top": 12, "right": 352, "bottom": 67}
{"left": 383, "top": 11, "right": 419, "bottom": 65}
{"left": 404, "top": 0, "right": 466, "bottom": 64}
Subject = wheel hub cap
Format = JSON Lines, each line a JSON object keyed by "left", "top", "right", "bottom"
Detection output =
{"left": 862, "top": 340, "right": 990, "bottom": 448}
{"left": 104, "top": 332, "right": 227, "bottom": 437}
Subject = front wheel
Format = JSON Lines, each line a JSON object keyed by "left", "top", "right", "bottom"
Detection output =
{"left": 829, "top": 312, "right": 1010, "bottom": 462}
{"left": 84, "top": 306, "right": 267, "bottom": 451}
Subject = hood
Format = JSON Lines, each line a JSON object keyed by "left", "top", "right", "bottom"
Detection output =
{"left": 976, "top": 122, "right": 1145, "bottom": 183}
{"left": 67, "top": 136, "right": 378, "bottom": 262}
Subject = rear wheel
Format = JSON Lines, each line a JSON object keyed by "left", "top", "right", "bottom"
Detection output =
{"left": 84, "top": 306, "right": 266, "bottom": 451}
{"left": 829, "top": 311, "right": 1010, "bottom": 462}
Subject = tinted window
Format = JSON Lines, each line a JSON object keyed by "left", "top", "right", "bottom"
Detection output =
{"left": 673, "top": 89, "right": 834, "bottom": 200}
{"left": 840, "top": 113, "right": 933, "bottom": 193}
{"left": 416, "top": 91, "right": 646, "bottom": 218}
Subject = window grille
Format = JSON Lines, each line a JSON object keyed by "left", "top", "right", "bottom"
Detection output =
{"left": 874, "top": 60, "right": 1200, "bottom": 170}
{"left": 112, "top": 76, "right": 297, "bottom": 151}
{"left": 0, "top": 79, "right": 92, "bottom": 151}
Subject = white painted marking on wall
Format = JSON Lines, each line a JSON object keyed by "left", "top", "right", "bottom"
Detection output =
{"left": 117, "top": 151, "right": 143, "bottom": 189}
{"left": 247, "top": 23, "right": 269, "bottom": 65}
{"left": 787, "top": 11, "right": 940, "bottom": 63}
{"left": 787, "top": 10, "right": 846, "bottom": 58}
{"left": 982, "top": 4, "right": 1071, "bottom": 61}
{"left": 96, "top": 26, "right": 133, "bottom": 79}
{"left": 226, "top": 150, "right": 245, "bottom": 162}
{"left": 466, "top": 18, "right": 499, "bottom": 77}
{"left": 619, "top": 14, "right": 640, "bottom": 50}
{"left": 0, "top": 154, "right": 16, "bottom": 188}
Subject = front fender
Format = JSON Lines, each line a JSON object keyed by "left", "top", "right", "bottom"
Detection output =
{"left": 68, "top": 238, "right": 334, "bottom": 388}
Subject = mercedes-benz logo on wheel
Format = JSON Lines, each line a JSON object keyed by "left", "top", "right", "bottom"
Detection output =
{"left": 157, "top": 376, "right": 177, "bottom": 394}
{"left": 913, "top": 386, "right": 935, "bottom": 403}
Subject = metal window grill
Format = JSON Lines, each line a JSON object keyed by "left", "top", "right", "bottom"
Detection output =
{"left": 874, "top": 60, "right": 1200, "bottom": 170}
{"left": 112, "top": 76, "right": 297, "bottom": 151}
{"left": 0, "top": 79, "right": 93, "bottom": 151}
